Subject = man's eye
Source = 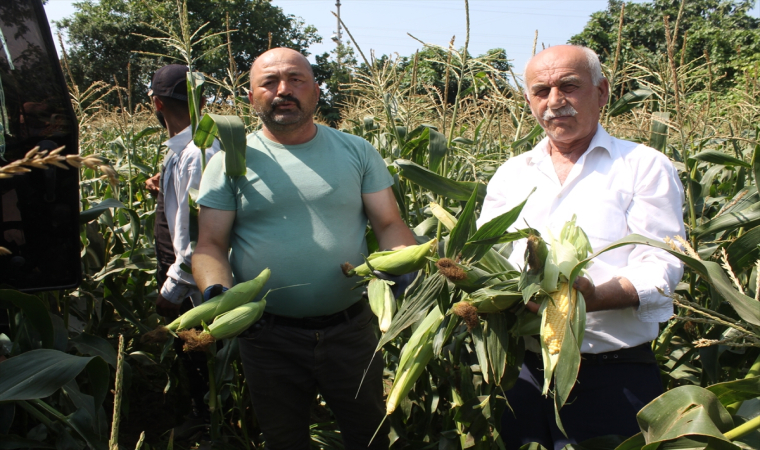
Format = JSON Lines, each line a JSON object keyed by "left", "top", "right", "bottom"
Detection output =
{"left": 562, "top": 85, "right": 578, "bottom": 93}
{"left": 534, "top": 89, "right": 549, "bottom": 97}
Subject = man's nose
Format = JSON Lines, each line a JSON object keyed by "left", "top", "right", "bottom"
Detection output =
{"left": 547, "top": 87, "right": 566, "bottom": 109}
{"left": 276, "top": 80, "right": 292, "bottom": 96}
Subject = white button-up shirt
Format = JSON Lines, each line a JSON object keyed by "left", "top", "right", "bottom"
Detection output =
{"left": 477, "top": 124, "right": 685, "bottom": 353}
{"left": 161, "top": 126, "right": 220, "bottom": 305}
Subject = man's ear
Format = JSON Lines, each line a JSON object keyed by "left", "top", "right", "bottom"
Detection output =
{"left": 314, "top": 81, "right": 320, "bottom": 99}
{"left": 597, "top": 78, "right": 610, "bottom": 108}
{"left": 153, "top": 96, "right": 164, "bottom": 111}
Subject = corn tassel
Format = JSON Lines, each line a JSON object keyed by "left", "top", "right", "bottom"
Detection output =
{"left": 176, "top": 268, "right": 270, "bottom": 331}
{"left": 368, "top": 278, "right": 395, "bottom": 333}
{"left": 346, "top": 239, "right": 437, "bottom": 277}
{"left": 386, "top": 307, "right": 443, "bottom": 414}
{"left": 436, "top": 258, "right": 490, "bottom": 292}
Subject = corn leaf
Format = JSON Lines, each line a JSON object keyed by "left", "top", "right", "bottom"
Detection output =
{"left": 70, "top": 333, "right": 117, "bottom": 368}
{"left": 0, "top": 349, "right": 108, "bottom": 403}
{"left": 447, "top": 187, "right": 479, "bottom": 259}
{"left": 726, "top": 225, "right": 760, "bottom": 273}
{"left": 607, "top": 88, "right": 653, "bottom": 117}
{"left": 395, "top": 159, "right": 486, "bottom": 202}
{"left": 705, "top": 376, "right": 760, "bottom": 407}
{"left": 0, "top": 290, "right": 54, "bottom": 349}
{"left": 193, "top": 113, "right": 247, "bottom": 177}
{"left": 511, "top": 124, "right": 544, "bottom": 150}
{"left": 690, "top": 150, "right": 751, "bottom": 168}
{"left": 649, "top": 112, "right": 670, "bottom": 153}
{"left": 460, "top": 188, "right": 535, "bottom": 262}
{"left": 80, "top": 198, "right": 125, "bottom": 224}
{"left": 375, "top": 273, "right": 445, "bottom": 352}
{"left": 471, "top": 325, "right": 490, "bottom": 384}
{"left": 694, "top": 201, "right": 760, "bottom": 238}
{"left": 193, "top": 113, "right": 218, "bottom": 151}
{"left": 428, "top": 126, "right": 448, "bottom": 173}
{"left": 483, "top": 313, "right": 510, "bottom": 386}
{"left": 636, "top": 385, "right": 738, "bottom": 449}
{"left": 570, "top": 234, "right": 760, "bottom": 326}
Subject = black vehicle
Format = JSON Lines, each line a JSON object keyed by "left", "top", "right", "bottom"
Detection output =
{"left": 0, "top": 0, "right": 81, "bottom": 291}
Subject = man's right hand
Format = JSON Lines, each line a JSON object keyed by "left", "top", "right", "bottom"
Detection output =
{"left": 145, "top": 173, "right": 160, "bottom": 197}
{"left": 156, "top": 293, "right": 181, "bottom": 318}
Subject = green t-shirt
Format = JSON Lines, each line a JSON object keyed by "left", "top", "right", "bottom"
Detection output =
{"left": 196, "top": 125, "right": 393, "bottom": 317}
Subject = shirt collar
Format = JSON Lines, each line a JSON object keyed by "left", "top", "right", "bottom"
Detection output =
{"left": 526, "top": 123, "right": 616, "bottom": 165}
{"left": 163, "top": 125, "right": 193, "bottom": 155}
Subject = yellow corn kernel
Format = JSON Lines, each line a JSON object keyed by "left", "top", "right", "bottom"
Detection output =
{"left": 543, "top": 282, "right": 575, "bottom": 355}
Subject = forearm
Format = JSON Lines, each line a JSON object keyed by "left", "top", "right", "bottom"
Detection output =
{"left": 577, "top": 276, "right": 639, "bottom": 313}
{"left": 192, "top": 243, "right": 234, "bottom": 291}
{"left": 375, "top": 220, "right": 416, "bottom": 250}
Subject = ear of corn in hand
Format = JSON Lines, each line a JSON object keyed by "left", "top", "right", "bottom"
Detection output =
{"left": 142, "top": 268, "right": 270, "bottom": 343}
{"left": 180, "top": 299, "right": 267, "bottom": 351}
{"left": 535, "top": 215, "right": 591, "bottom": 395}
{"left": 368, "top": 278, "right": 396, "bottom": 333}
{"left": 386, "top": 306, "right": 444, "bottom": 415}
{"left": 176, "top": 268, "right": 270, "bottom": 331}
{"left": 343, "top": 239, "right": 437, "bottom": 277}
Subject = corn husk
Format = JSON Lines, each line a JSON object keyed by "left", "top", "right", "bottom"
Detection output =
{"left": 344, "top": 239, "right": 437, "bottom": 277}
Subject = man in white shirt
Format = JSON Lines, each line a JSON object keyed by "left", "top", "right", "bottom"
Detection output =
{"left": 144, "top": 64, "right": 219, "bottom": 433}
{"left": 477, "top": 45, "right": 685, "bottom": 449}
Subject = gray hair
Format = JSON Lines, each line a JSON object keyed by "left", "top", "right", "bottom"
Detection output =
{"left": 523, "top": 45, "right": 605, "bottom": 95}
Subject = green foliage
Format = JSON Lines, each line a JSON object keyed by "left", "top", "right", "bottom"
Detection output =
{"left": 58, "top": 0, "right": 321, "bottom": 107}
{"left": 570, "top": 0, "right": 760, "bottom": 92}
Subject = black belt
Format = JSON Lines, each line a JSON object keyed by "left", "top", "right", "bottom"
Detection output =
{"left": 262, "top": 300, "right": 366, "bottom": 330}
{"left": 581, "top": 342, "right": 656, "bottom": 365}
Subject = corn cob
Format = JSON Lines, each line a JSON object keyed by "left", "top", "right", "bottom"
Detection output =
{"left": 142, "top": 268, "right": 270, "bottom": 343}
{"left": 175, "top": 268, "right": 270, "bottom": 331}
{"left": 368, "top": 278, "right": 395, "bottom": 333}
{"left": 386, "top": 307, "right": 443, "bottom": 414}
{"left": 180, "top": 299, "right": 267, "bottom": 351}
{"left": 542, "top": 282, "right": 576, "bottom": 357}
{"left": 344, "top": 239, "right": 437, "bottom": 277}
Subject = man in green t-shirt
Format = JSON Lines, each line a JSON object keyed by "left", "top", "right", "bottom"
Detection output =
{"left": 193, "top": 47, "right": 416, "bottom": 449}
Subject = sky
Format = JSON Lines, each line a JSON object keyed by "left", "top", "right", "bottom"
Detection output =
{"left": 43, "top": 0, "right": 760, "bottom": 78}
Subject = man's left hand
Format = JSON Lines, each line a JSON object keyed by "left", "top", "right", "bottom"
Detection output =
{"left": 373, "top": 270, "right": 417, "bottom": 298}
{"left": 145, "top": 173, "right": 160, "bottom": 197}
{"left": 156, "top": 293, "right": 181, "bottom": 318}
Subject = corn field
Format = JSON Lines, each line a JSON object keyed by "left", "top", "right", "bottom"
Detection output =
{"left": 0, "top": 2, "right": 759, "bottom": 450}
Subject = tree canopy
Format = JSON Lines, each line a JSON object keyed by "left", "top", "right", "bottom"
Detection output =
{"left": 569, "top": 0, "right": 760, "bottom": 90}
{"left": 58, "top": 0, "right": 320, "bottom": 107}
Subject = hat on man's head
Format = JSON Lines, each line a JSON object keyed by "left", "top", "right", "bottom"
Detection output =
{"left": 148, "top": 64, "right": 189, "bottom": 101}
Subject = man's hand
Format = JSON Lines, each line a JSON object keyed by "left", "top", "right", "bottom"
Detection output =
{"left": 156, "top": 293, "right": 181, "bottom": 318}
{"left": 145, "top": 173, "right": 160, "bottom": 197}
{"left": 576, "top": 276, "right": 639, "bottom": 312}
{"left": 523, "top": 276, "right": 638, "bottom": 314}
{"left": 373, "top": 270, "right": 417, "bottom": 298}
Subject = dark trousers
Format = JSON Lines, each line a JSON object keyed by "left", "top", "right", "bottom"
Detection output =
{"left": 238, "top": 305, "right": 389, "bottom": 450}
{"left": 501, "top": 348, "right": 662, "bottom": 450}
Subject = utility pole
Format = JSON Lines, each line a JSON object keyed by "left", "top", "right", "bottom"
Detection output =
{"left": 332, "top": 0, "right": 342, "bottom": 67}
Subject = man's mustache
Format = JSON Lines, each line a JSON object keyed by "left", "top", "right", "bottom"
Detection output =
{"left": 271, "top": 95, "right": 301, "bottom": 109}
{"left": 543, "top": 105, "right": 578, "bottom": 121}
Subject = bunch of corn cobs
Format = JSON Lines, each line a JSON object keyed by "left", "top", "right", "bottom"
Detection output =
{"left": 345, "top": 212, "right": 593, "bottom": 429}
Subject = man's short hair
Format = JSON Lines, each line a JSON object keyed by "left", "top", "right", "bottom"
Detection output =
{"left": 523, "top": 45, "right": 605, "bottom": 92}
